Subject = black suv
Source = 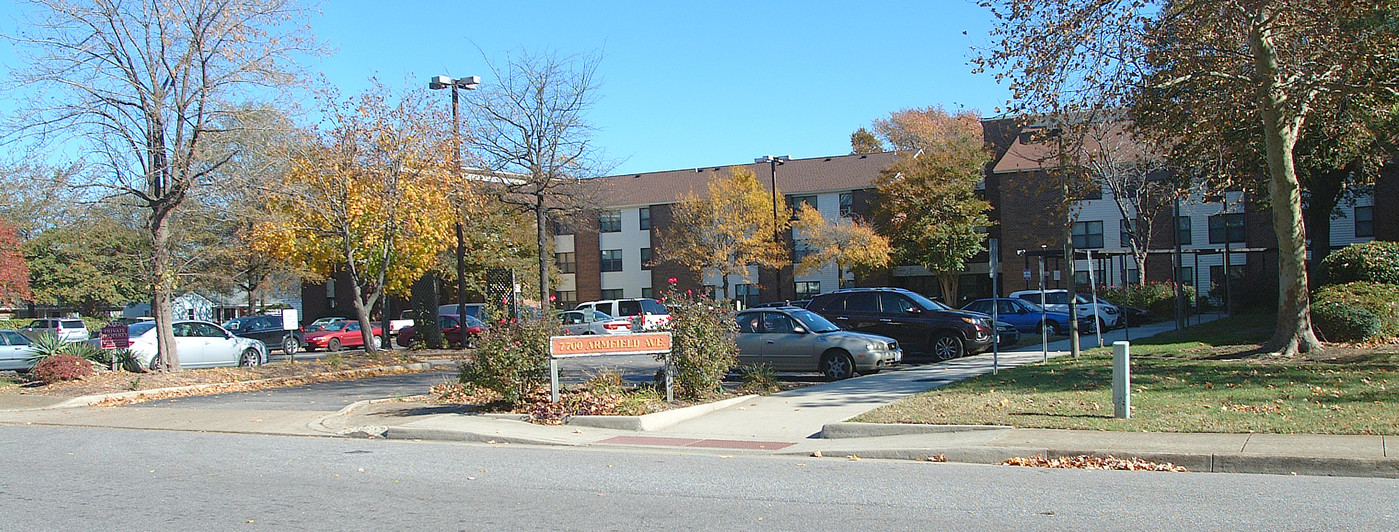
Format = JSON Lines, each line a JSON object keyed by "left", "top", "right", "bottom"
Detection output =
{"left": 807, "top": 287, "right": 994, "bottom": 360}
{"left": 222, "top": 315, "right": 305, "bottom": 355}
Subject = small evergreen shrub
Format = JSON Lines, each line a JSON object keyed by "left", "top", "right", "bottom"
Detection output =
{"left": 1312, "top": 282, "right": 1399, "bottom": 339}
{"left": 31, "top": 354, "right": 94, "bottom": 383}
{"left": 459, "top": 314, "right": 558, "bottom": 405}
{"left": 657, "top": 287, "right": 738, "bottom": 400}
{"left": 1318, "top": 241, "right": 1399, "bottom": 286}
{"left": 1311, "top": 301, "right": 1382, "bottom": 342}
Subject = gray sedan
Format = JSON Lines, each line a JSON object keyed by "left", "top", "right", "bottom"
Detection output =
{"left": 735, "top": 307, "right": 902, "bottom": 380}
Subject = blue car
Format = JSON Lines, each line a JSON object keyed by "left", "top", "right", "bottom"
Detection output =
{"left": 962, "top": 298, "right": 1079, "bottom": 336}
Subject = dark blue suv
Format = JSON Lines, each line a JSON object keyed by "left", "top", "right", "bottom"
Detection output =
{"left": 807, "top": 287, "right": 994, "bottom": 361}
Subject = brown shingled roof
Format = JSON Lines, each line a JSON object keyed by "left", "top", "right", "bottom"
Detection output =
{"left": 587, "top": 152, "right": 901, "bottom": 207}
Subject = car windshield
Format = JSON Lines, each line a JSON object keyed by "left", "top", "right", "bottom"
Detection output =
{"left": 789, "top": 310, "right": 842, "bottom": 333}
{"left": 128, "top": 322, "right": 156, "bottom": 336}
{"left": 223, "top": 319, "right": 244, "bottom": 330}
{"left": 904, "top": 291, "right": 951, "bottom": 311}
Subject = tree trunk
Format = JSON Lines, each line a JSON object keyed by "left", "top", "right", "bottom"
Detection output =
{"left": 1303, "top": 166, "right": 1348, "bottom": 280}
{"left": 1250, "top": 13, "right": 1322, "bottom": 356}
{"left": 349, "top": 281, "right": 377, "bottom": 353}
{"left": 535, "top": 194, "right": 550, "bottom": 306}
{"left": 937, "top": 272, "right": 958, "bottom": 306}
{"left": 150, "top": 207, "right": 180, "bottom": 372}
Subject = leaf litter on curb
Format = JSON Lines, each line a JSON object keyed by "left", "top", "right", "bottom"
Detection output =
{"left": 1001, "top": 454, "right": 1188, "bottom": 472}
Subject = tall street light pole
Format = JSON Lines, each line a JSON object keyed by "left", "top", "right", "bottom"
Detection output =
{"left": 756, "top": 155, "right": 790, "bottom": 302}
{"left": 429, "top": 75, "right": 480, "bottom": 341}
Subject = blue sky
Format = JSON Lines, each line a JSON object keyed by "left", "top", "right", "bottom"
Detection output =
{"left": 2, "top": 1, "right": 1010, "bottom": 175}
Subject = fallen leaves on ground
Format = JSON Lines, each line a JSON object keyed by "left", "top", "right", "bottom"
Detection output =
{"left": 1001, "top": 454, "right": 1187, "bottom": 472}
{"left": 94, "top": 366, "right": 425, "bottom": 406}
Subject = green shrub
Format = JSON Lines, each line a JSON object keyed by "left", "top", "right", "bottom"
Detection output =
{"left": 1098, "top": 282, "right": 1198, "bottom": 319}
{"left": 1312, "top": 282, "right": 1399, "bottom": 339}
{"left": 1311, "top": 301, "right": 1382, "bottom": 342}
{"left": 30, "top": 354, "right": 94, "bottom": 383}
{"left": 657, "top": 288, "right": 738, "bottom": 400}
{"left": 737, "top": 363, "right": 781, "bottom": 395}
{"left": 459, "top": 314, "right": 558, "bottom": 405}
{"left": 1319, "top": 241, "right": 1399, "bottom": 286}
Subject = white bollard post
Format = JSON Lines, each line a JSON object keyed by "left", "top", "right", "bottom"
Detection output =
{"left": 1113, "top": 341, "right": 1130, "bottom": 419}
{"left": 550, "top": 358, "right": 560, "bottom": 403}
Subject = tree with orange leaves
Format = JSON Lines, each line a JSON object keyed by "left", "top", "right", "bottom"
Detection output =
{"left": 252, "top": 81, "right": 458, "bottom": 352}
{"left": 0, "top": 221, "right": 31, "bottom": 307}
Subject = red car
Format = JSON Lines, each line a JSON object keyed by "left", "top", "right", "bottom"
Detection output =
{"left": 304, "top": 320, "right": 384, "bottom": 352}
{"left": 396, "top": 314, "right": 485, "bottom": 348}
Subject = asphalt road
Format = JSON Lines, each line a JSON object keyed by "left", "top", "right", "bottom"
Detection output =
{"left": 3, "top": 425, "right": 1395, "bottom": 531}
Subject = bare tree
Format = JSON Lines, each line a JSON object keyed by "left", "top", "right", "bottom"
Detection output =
{"left": 467, "top": 49, "right": 608, "bottom": 307}
{"left": 5, "top": 0, "right": 318, "bottom": 370}
{"left": 1077, "top": 120, "right": 1177, "bottom": 285}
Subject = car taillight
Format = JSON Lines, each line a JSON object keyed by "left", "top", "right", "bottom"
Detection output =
{"left": 604, "top": 322, "right": 629, "bottom": 330}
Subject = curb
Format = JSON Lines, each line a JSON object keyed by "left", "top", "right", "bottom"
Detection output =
{"left": 819, "top": 422, "right": 1013, "bottom": 439}
{"left": 40, "top": 362, "right": 435, "bottom": 410}
{"left": 567, "top": 394, "right": 758, "bottom": 431}
{"left": 782, "top": 445, "right": 1399, "bottom": 479}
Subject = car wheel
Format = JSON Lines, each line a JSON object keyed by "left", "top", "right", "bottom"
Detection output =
{"left": 239, "top": 348, "right": 261, "bottom": 367}
{"left": 281, "top": 337, "right": 299, "bottom": 356}
{"left": 370, "top": 335, "right": 381, "bottom": 349}
{"left": 1039, "top": 321, "right": 1061, "bottom": 336}
{"left": 820, "top": 350, "right": 855, "bottom": 381}
{"left": 930, "top": 333, "right": 964, "bottom": 361}
{"left": 148, "top": 354, "right": 163, "bottom": 372}
{"left": 327, "top": 338, "right": 342, "bottom": 352}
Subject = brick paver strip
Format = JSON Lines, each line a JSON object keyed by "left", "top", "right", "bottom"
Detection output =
{"left": 598, "top": 435, "right": 795, "bottom": 450}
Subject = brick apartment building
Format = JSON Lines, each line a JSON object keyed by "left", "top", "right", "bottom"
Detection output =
{"left": 301, "top": 118, "right": 1392, "bottom": 323}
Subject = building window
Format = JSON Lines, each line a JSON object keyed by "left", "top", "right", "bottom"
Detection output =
{"left": 555, "top": 252, "right": 576, "bottom": 274}
{"left": 552, "top": 219, "right": 574, "bottom": 235}
{"left": 640, "top": 247, "right": 652, "bottom": 270}
{"left": 554, "top": 290, "right": 577, "bottom": 310}
{"left": 792, "top": 239, "right": 814, "bottom": 264}
{"left": 1209, "top": 213, "right": 1245, "bottom": 244}
{"left": 1072, "top": 221, "right": 1104, "bottom": 249}
{"left": 598, "top": 210, "right": 621, "bottom": 233}
{"left": 795, "top": 281, "right": 821, "bottom": 300}
{"left": 1176, "top": 216, "right": 1192, "bottom": 245}
{"left": 600, "top": 249, "right": 623, "bottom": 272}
{"left": 639, "top": 207, "right": 651, "bottom": 231}
{"left": 839, "top": 192, "right": 854, "bottom": 217}
{"left": 1119, "top": 219, "right": 1136, "bottom": 247}
{"left": 788, "top": 195, "right": 818, "bottom": 213}
{"left": 600, "top": 288, "right": 624, "bottom": 300}
{"left": 735, "top": 284, "right": 759, "bottom": 309}
{"left": 1355, "top": 206, "right": 1374, "bottom": 237}
{"left": 641, "top": 287, "right": 653, "bottom": 298}
{"left": 1176, "top": 266, "right": 1194, "bottom": 285}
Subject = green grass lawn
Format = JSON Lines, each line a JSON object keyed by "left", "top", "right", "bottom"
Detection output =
{"left": 855, "top": 314, "right": 1399, "bottom": 434}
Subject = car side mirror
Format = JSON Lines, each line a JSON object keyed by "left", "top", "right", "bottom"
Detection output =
{"left": 792, "top": 326, "right": 807, "bottom": 334}
{"left": 906, "top": 307, "right": 922, "bottom": 314}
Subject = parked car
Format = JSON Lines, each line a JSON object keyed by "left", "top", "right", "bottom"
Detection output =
{"left": 305, "top": 317, "right": 348, "bottom": 332}
{"left": 20, "top": 318, "right": 90, "bottom": 343}
{"left": 0, "top": 330, "right": 37, "bottom": 372}
{"left": 389, "top": 310, "right": 416, "bottom": 336}
{"left": 753, "top": 300, "right": 811, "bottom": 309}
{"left": 575, "top": 298, "right": 669, "bottom": 331}
{"left": 126, "top": 320, "right": 267, "bottom": 370}
{"left": 993, "top": 320, "right": 1021, "bottom": 345}
{"left": 735, "top": 307, "right": 902, "bottom": 380}
{"left": 559, "top": 310, "right": 633, "bottom": 335}
{"left": 961, "top": 298, "right": 1078, "bottom": 336}
{"left": 222, "top": 314, "right": 305, "bottom": 355}
{"left": 395, "top": 314, "right": 485, "bottom": 348}
{"left": 1008, "top": 289, "right": 1123, "bottom": 330}
{"left": 807, "top": 287, "right": 994, "bottom": 361}
{"left": 436, "top": 303, "right": 485, "bottom": 320}
{"left": 304, "top": 320, "right": 383, "bottom": 352}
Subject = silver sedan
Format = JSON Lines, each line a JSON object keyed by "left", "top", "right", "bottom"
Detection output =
{"left": 735, "top": 307, "right": 902, "bottom": 380}
{"left": 126, "top": 320, "right": 268, "bottom": 370}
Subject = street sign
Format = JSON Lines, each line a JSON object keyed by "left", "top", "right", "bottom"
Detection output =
{"left": 549, "top": 332, "right": 672, "bottom": 358}
{"left": 1023, "top": 270, "right": 1032, "bottom": 280}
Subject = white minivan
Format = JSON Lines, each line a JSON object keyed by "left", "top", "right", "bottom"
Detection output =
{"left": 1008, "top": 289, "right": 1123, "bottom": 330}
{"left": 575, "top": 298, "right": 670, "bottom": 331}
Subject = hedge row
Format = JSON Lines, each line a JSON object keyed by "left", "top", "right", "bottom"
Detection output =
{"left": 1311, "top": 282, "right": 1399, "bottom": 342}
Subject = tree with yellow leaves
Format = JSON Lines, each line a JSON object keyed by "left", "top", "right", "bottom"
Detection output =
{"left": 791, "top": 205, "right": 891, "bottom": 287}
{"left": 252, "top": 81, "right": 456, "bottom": 352}
{"left": 657, "top": 167, "right": 791, "bottom": 299}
